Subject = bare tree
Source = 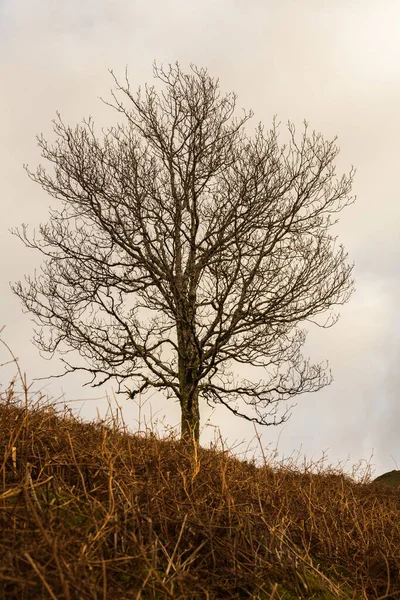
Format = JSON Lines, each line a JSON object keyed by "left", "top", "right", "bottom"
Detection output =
{"left": 12, "top": 63, "right": 355, "bottom": 444}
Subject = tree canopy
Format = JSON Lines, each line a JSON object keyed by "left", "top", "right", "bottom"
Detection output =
{"left": 12, "top": 63, "right": 355, "bottom": 443}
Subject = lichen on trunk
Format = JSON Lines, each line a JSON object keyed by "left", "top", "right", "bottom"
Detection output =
{"left": 180, "top": 382, "right": 200, "bottom": 444}
{"left": 177, "top": 320, "right": 200, "bottom": 444}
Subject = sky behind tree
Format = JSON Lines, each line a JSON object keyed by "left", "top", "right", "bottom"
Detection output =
{"left": 1, "top": 0, "right": 400, "bottom": 478}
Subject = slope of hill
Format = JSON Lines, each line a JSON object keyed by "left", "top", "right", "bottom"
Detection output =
{"left": 372, "top": 469, "right": 400, "bottom": 489}
{"left": 1, "top": 373, "right": 400, "bottom": 599}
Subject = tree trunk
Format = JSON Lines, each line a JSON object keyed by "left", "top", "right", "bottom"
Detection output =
{"left": 177, "top": 329, "right": 200, "bottom": 444}
{"left": 176, "top": 297, "right": 200, "bottom": 444}
{"left": 180, "top": 384, "right": 200, "bottom": 444}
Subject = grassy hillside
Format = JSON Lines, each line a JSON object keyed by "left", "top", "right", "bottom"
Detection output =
{"left": 1, "top": 371, "right": 400, "bottom": 599}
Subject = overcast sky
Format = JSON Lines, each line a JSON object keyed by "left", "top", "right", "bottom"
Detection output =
{"left": 1, "top": 0, "right": 400, "bottom": 480}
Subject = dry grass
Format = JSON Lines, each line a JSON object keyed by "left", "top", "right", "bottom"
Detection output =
{"left": 1, "top": 348, "right": 400, "bottom": 598}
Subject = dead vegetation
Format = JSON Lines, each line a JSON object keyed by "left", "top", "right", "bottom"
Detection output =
{"left": 1, "top": 347, "right": 400, "bottom": 599}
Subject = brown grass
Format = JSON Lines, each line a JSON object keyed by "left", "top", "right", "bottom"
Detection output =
{"left": 1, "top": 347, "right": 400, "bottom": 598}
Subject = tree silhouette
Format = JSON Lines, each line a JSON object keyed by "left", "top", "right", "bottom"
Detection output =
{"left": 12, "top": 63, "right": 355, "bottom": 444}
